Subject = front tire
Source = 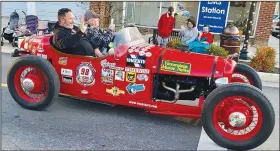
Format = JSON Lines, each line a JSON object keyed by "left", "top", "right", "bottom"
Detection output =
{"left": 232, "top": 63, "right": 262, "bottom": 90}
{"left": 7, "top": 56, "right": 60, "bottom": 110}
{"left": 202, "top": 83, "right": 275, "bottom": 150}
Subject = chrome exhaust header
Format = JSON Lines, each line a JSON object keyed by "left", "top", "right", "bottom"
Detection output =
{"left": 162, "top": 82, "right": 195, "bottom": 101}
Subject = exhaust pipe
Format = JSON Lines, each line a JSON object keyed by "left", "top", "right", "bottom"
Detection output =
{"left": 162, "top": 82, "right": 195, "bottom": 101}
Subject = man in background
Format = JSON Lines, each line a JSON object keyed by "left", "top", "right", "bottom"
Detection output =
{"left": 156, "top": 6, "right": 175, "bottom": 47}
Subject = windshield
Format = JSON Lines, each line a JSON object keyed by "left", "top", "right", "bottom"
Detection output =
{"left": 113, "top": 27, "right": 146, "bottom": 49}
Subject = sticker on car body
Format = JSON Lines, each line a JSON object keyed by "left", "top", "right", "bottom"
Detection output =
{"left": 106, "top": 86, "right": 125, "bottom": 96}
{"left": 76, "top": 62, "right": 96, "bottom": 86}
{"left": 161, "top": 60, "right": 191, "bottom": 75}
{"left": 126, "top": 72, "right": 136, "bottom": 83}
{"left": 125, "top": 67, "right": 150, "bottom": 74}
{"left": 126, "top": 54, "right": 146, "bottom": 68}
{"left": 62, "top": 76, "right": 73, "bottom": 84}
{"left": 115, "top": 71, "right": 125, "bottom": 81}
{"left": 126, "top": 83, "right": 145, "bottom": 94}
{"left": 61, "top": 68, "right": 73, "bottom": 76}
{"left": 101, "top": 69, "right": 114, "bottom": 85}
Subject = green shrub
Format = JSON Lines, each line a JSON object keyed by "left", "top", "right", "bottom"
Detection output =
{"left": 166, "top": 39, "right": 181, "bottom": 49}
{"left": 250, "top": 46, "right": 276, "bottom": 73}
{"left": 206, "top": 44, "right": 229, "bottom": 57}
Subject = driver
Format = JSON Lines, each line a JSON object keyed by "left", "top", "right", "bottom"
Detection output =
{"left": 82, "top": 10, "right": 115, "bottom": 56}
{"left": 52, "top": 8, "right": 104, "bottom": 57}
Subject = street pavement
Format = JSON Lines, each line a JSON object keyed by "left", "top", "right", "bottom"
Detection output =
{"left": 1, "top": 50, "right": 279, "bottom": 150}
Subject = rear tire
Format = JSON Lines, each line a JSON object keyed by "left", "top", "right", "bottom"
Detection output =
{"left": 202, "top": 83, "right": 275, "bottom": 150}
{"left": 7, "top": 56, "right": 60, "bottom": 110}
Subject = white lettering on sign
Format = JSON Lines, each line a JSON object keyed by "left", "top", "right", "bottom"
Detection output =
{"left": 202, "top": 7, "right": 225, "bottom": 15}
{"left": 125, "top": 67, "right": 150, "bottom": 74}
{"left": 208, "top": 1, "right": 222, "bottom": 5}
{"left": 61, "top": 68, "right": 73, "bottom": 76}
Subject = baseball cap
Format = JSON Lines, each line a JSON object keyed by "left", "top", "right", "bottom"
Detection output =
{"left": 84, "top": 10, "right": 101, "bottom": 21}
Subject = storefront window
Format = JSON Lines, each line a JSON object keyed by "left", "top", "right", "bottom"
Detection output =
{"left": 173, "top": 2, "right": 199, "bottom": 29}
{"left": 227, "top": 2, "right": 259, "bottom": 36}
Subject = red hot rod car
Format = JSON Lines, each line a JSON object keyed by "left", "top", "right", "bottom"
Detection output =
{"left": 7, "top": 27, "right": 274, "bottom": 150}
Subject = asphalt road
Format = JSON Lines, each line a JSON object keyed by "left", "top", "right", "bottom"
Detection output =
{"left": 1, "top": 53, "right": 279, "bottom": 150}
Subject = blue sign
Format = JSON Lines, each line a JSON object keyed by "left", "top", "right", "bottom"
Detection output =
{"left": 197, "top": 1, "right": 229, "bottom": 33}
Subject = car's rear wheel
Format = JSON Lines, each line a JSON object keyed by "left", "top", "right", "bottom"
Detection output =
{"left": 202, "top": 83, "right": 275, "bottom": 150}
{"left": 7, "top": 56, "right": 60, "bottom": 110}
{"left": 232, "top": 63, "right": 262, "bottom": 90}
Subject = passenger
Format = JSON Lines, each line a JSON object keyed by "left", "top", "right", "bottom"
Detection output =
{"left": 52, "top": 8, "right": 104, "bottom": 57}
{"left": 82, "top": 10, "right": 115, "bottom": 56}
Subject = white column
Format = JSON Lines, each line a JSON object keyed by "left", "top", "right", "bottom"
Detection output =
{"left": 158, "top": 2, "right": 162, "bottom": 19}
{"left": 122, "top": 2, "right": 126, "bottom": 28}
{"left": 26, "top": 2, "right": 36, "bottom": 15}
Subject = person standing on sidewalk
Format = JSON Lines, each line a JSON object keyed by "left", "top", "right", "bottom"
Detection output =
{"left": 156, "top": 6, "right": 175, "bottom": 47}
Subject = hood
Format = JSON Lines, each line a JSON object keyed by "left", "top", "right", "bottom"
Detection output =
{"left": 156, "top": 48, "right": 228, "bottom": 78}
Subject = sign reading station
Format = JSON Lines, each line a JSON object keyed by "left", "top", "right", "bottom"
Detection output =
{"left": 161, "top": 60, "right": 191, "bottom": 75}
{"left": 197, "top": 1, "right": 229, "bottom": 33}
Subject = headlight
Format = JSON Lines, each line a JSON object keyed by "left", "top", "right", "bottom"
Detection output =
{"left": 215, "top": 77, "right": 229, "bottom": 87}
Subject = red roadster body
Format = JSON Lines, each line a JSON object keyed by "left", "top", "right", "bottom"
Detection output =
{"left": 7, "top": 27, "right": 274, "bottom": 150}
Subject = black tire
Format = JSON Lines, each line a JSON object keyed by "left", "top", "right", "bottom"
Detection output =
{"left": 233, "top": 63, "right": 262, "bottom": 90}
{"left": 7, "top": 56, "right": 60, "bottom": 110}
{"left": 1, "top": 41, "right": 3, "bottom": 46}
{"left": 202, "top": 83, "right": 275, "bottom": 151}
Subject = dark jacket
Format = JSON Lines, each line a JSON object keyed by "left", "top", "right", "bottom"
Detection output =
{"left": 52, "top": 22, "right": 86, "bottom": 54}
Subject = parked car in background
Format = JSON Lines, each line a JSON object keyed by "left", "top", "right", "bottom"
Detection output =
{"left": 272, "top": 16, "right": 279, "bottom": 38}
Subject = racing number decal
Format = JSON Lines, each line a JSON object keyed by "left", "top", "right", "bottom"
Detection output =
{"left": 76, "top": 62, "right": 96, "bottom": 86}
{"left": 80, "top": 68, "right": 90, "bottom": 76}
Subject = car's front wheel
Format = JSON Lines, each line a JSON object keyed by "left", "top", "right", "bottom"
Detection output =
{"left": 232, "top": 63, "right": 262, "bottom": 90}
{"left": 202, "top": 83, "right": 275, "bottom": 150}
{"left": 7, "top": 56, "right": 60, "bottom": 110}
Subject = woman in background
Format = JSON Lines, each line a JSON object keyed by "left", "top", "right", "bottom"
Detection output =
{"left": 179, "top": 19, "right": 198, "bottom": 51}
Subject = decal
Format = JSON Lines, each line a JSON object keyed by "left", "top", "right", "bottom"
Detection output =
{"left": 62, "top": 76, "right": 73, "bottom": 84}
{"left": 126, "top": 54, "right": 146, "bottom": 68}
{"left": 106, "top": 86, "right": 125, "bottom": 96}
{"left": 101, "top": 59, "right": 116, "bottom": 68}
{"left": 76, "top": 62, "right": 96, "bottom": 86}
{"left": 145, "top": 52, "right": 152, "bottom": 57}
{"left": 126, "top": 83, "right": 145, "bottom": 94}
{"left": 24, "top": 43, "right": 28, "bottom": 49}
{"left": 137, "top": 74, "right": 149, "bottom": 81}
{"left": 139, "top": 51, "right": 145, "bottom": 56}
{"left": 112, "top": 67, "right": 124, "bottom": 71}
{"left": 129, "top": 101, "right": 157, "bottom": 109}
{"left": 101, "top": 69, "right": 114, "bottom": 85}
{"left": 126, "top": 72, "right": 136, "bottom": 83}
{"left": 125, "top": 67, "right": 150, "bottom": 74}
{"left": 61, "top": 68, "right": 73, "bottom": 76}
{"left": 58, "top": 57, "right": 67, "bottom": 66}
{"left": 161, "top": 60, "right": 191, "bottom": 75}
{"left": 115, "top": 71, "right": 125, "bottom": 81}
{"left": 128, "top": 48, "right": 134, "bottom": 53}
{"left": 81, "top": 90, "right": 88, "bottom": 94}
{"left": 37, "top": 53, "right": 47, "bottom": 59}
{"left": 38, "top": 44, "right": 44, "bottom": 53}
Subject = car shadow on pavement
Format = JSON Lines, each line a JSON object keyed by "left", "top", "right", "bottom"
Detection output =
{"left": 52, "top": 96, "right": 200, "bottom": 127}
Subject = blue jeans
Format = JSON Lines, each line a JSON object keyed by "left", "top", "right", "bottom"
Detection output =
{"left": 157, "top": 36, "right": 168, "bottom": 47}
